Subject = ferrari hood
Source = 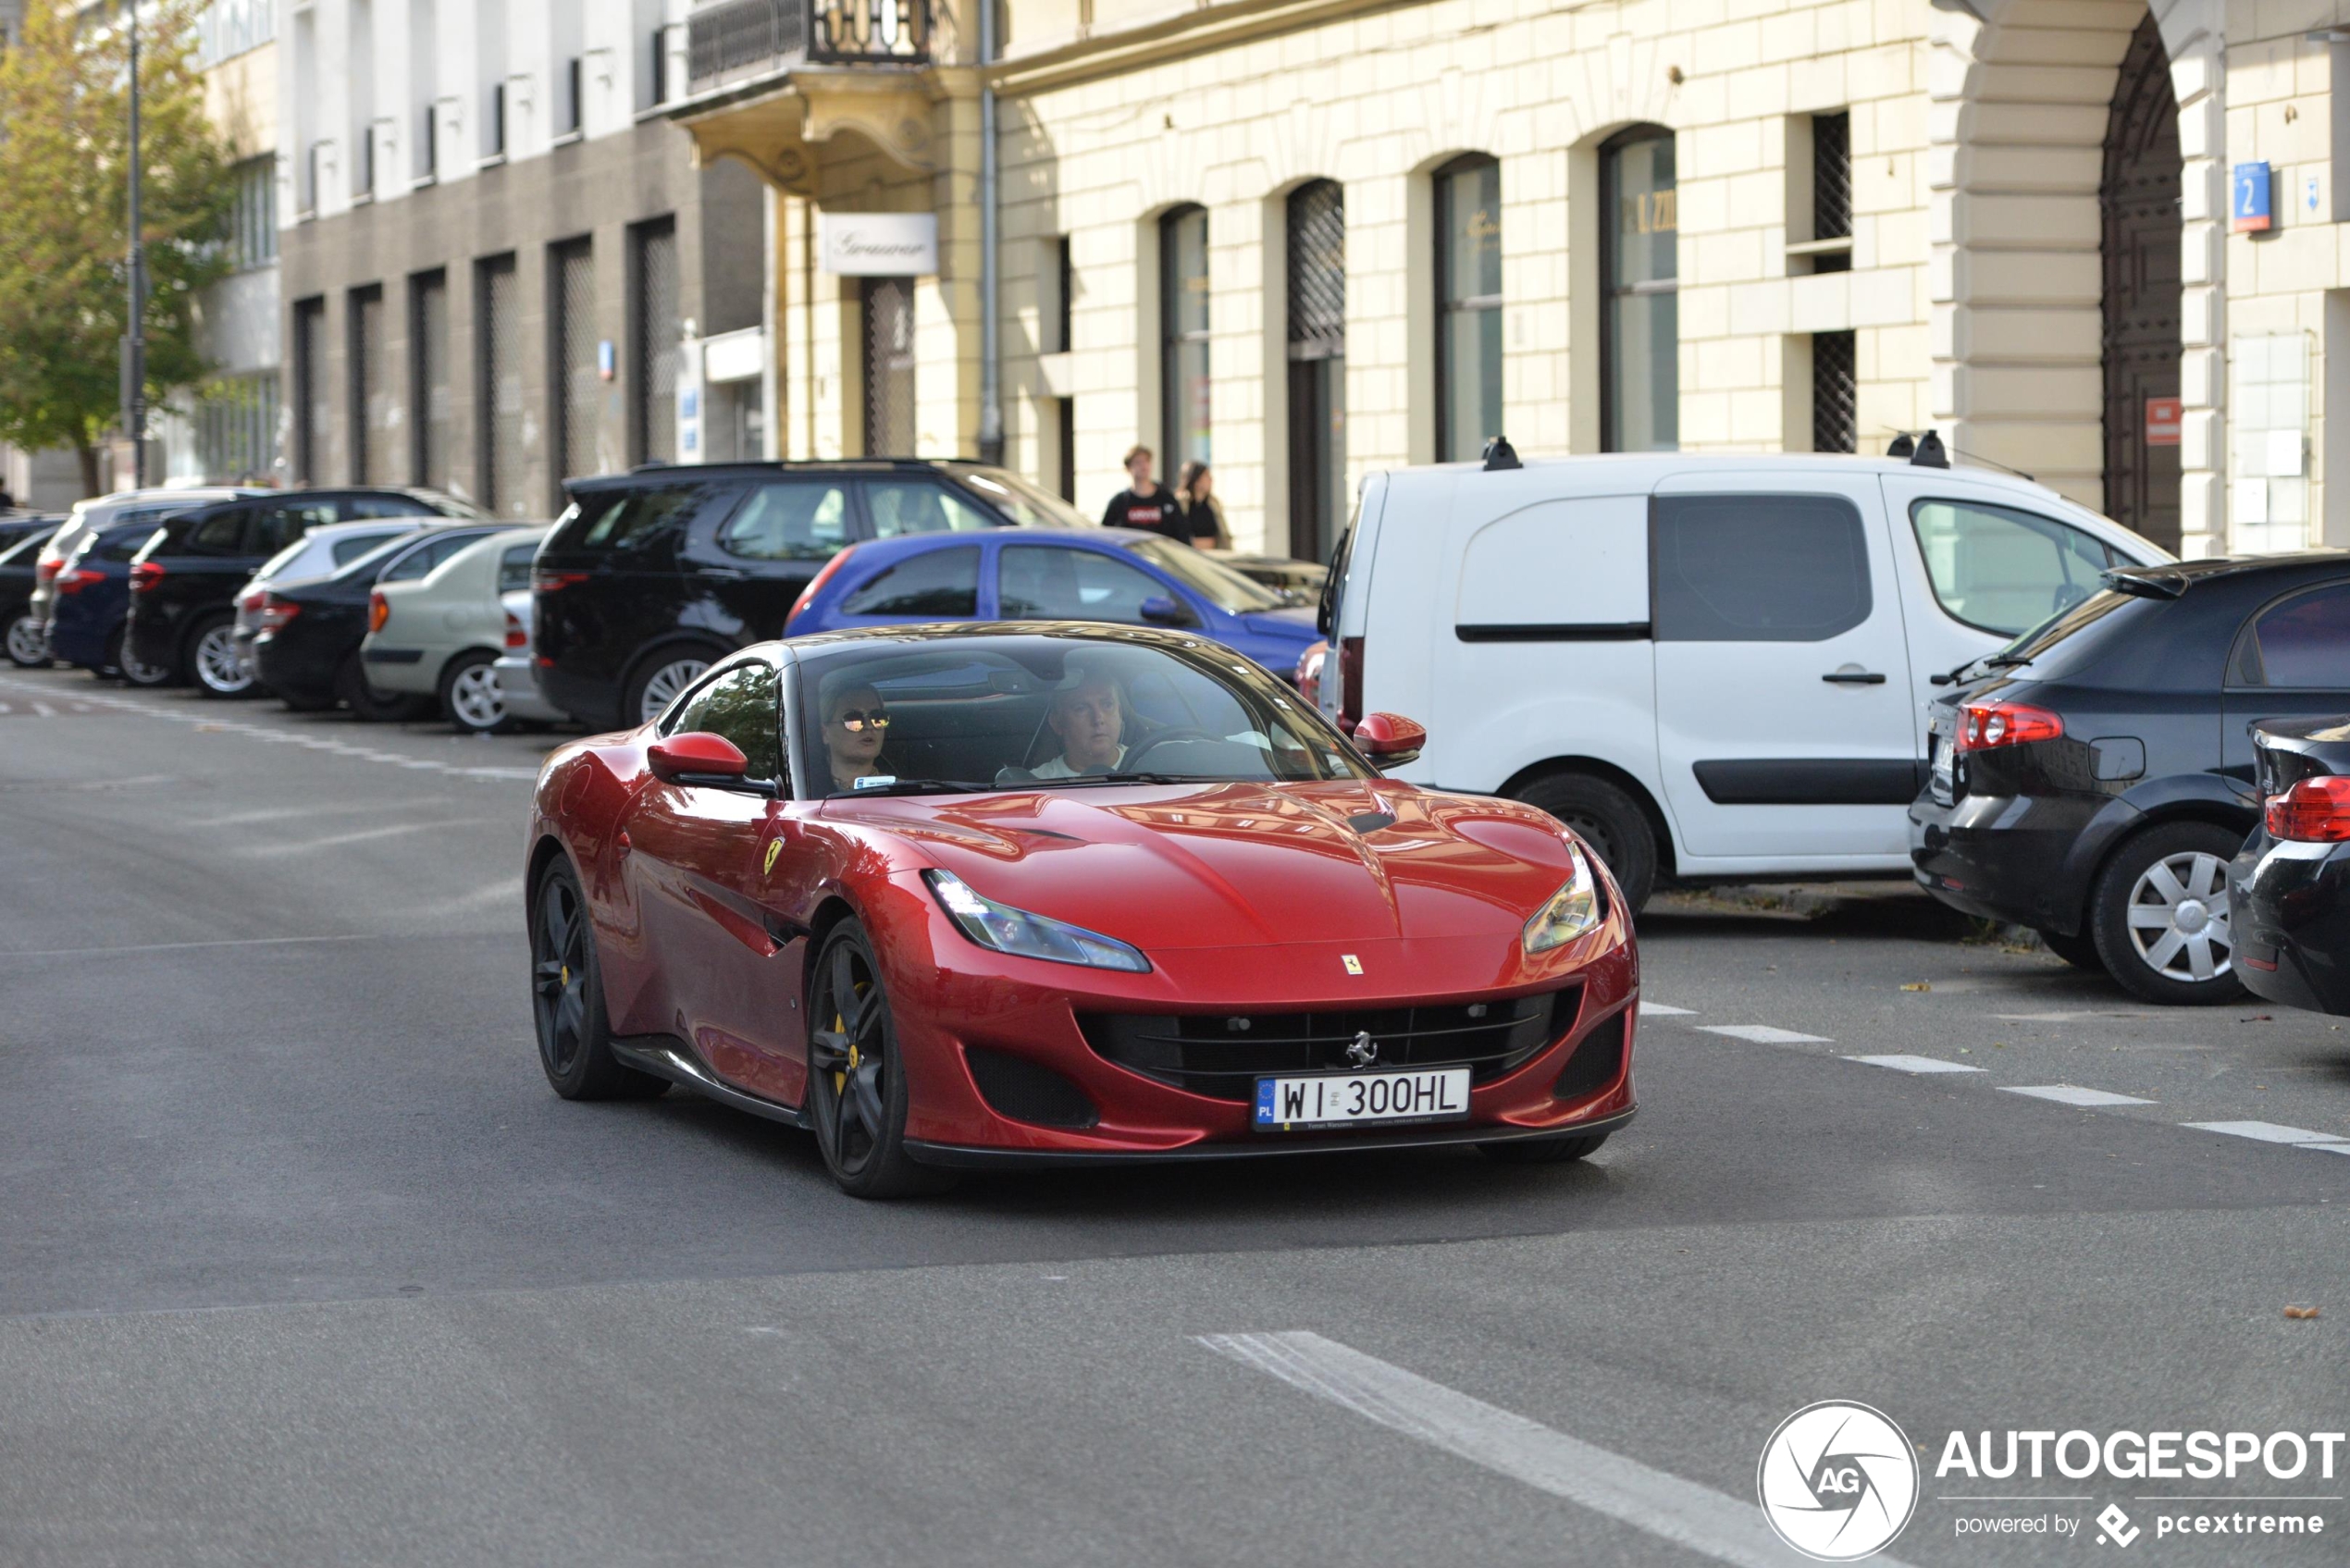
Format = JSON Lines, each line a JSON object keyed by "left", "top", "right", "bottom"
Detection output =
{"left": 826, "top": 781, "right": 1582, "bottom": 950}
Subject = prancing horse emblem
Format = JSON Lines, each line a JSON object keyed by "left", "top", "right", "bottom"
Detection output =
{"left": 1346, "top": 1031, "right": 1379, "bottom": 1067}
{"left": 762, "top": 839, "right": 783, "bottom": 875}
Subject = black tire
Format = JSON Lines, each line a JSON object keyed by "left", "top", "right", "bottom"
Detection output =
{"left": 530, "top": 858, "right": 668, "bottom": 1101}
{"left": 336, "top": 649, "right": 429, "bottom": 722}
{"left": 1509, "top": 772, "right": 1659, "bottom": 913}
{"left": 439, "top": 648, "right": 510, "bottom": 735}
{"left": 623, "top": 645, "right": 723, "bottom": 728}
{"left": 1479, "top": 1132, "right": 1609, "bottom": 1165}
{"left": 2088, "top": 821, "right": 2248, "bottom": 1006}
{"left": 185, "top": 612, "right": 255, "bottom": 698}
{"left": 806, "top": 920, "right": 949, "bottom": 1198}
{"left": 2035, "top": 925, "right": 2102, "bottom": 969}
{"left": 107, "top": 624, "right": 173, "bottom": 687}
{"left": 5, "top": 612, "right": 47, "bottom": 668}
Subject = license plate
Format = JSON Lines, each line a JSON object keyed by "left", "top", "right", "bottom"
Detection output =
{"left": 1930, "top": 733, "right": 1955, "bottom": 805}
{"left": 1254, "top": 1068, "right": 1472, "bottom": 1131}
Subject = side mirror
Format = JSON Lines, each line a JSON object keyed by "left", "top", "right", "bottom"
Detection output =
{"left": 648, "top": 731, "right": 749, "bottom": 784}
{"left": 1138, "top": 594, "right": 1195, "bottom": 627}
{"left": 1353, "top": 711, "right": 1426, "bottom": 768}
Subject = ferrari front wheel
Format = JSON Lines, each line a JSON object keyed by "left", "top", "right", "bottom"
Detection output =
{"left": 531, "top": 858, "right": 667, "bottom": 1101}
{"left": 807, "top": 920, "right": 944, "bottom": 1198}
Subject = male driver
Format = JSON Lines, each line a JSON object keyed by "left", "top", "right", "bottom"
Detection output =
{"left": 1033, "top": 670, "right": 1128, "bottom": 778}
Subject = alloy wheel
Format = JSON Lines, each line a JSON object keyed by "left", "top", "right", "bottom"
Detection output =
{"left": 449, "top": 662, "right": 507, "bottom": 731}
{"left": 2123, "top": 849, "right": 2233, "bottom": 984}
{"left": 118, "top": 647, "right": 173, "bottom": 687}
{"left": 637, "top": 657, "right": 709, "bottom": 723}
{"left": 193, "top": 624, "right": 252, "bottom": 695}
{"left": 809, "top": 939, "right": 890, "bottom": 1179}
{"left": 5, "top": 614, "right": 45, "bottom": 667}
{"left": 532, "top": 875, "right": 591, "bottom": 1078}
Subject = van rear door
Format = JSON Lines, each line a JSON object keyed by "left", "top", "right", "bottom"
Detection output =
{"left": 1650, "top": 472, "right": 1920, "bottom": 864}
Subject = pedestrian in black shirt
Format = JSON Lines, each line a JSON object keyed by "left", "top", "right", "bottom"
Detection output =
{"left": 1100, "top": 445, "right": 1181, "bottom": 540}
{"left": 1172, "top": 461, "right": 1230, "bottom": 549}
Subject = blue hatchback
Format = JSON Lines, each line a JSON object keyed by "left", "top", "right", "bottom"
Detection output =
{"left": 47, "top": 519, "right": 173, "bottom": 682}
{"left": 785, "top": 526, "right": 1321, "bottom": 679}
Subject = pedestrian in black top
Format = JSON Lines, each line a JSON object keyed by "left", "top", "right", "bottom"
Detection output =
{"left": 1100, "top": 446, "right": 1181, "bottom": 540}
{"left": 1172, "top": 461, "right": 1231, "bottom": 549}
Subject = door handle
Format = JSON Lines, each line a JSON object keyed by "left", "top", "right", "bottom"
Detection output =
{"left": 1822, "top": 670, "right": 1887, "bottom": 685}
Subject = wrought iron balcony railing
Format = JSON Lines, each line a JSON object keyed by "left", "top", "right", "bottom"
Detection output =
{"left": 686, "top": 0, "right": 934, "bottom": 93}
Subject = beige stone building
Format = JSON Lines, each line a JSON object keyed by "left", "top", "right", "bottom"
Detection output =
{"left": 463, "top": 0, "right": 2346, "bottom": 560}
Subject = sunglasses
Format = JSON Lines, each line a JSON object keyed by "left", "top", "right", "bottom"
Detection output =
{"left": 835, "top": 709, "right": 890, "bottom": 732}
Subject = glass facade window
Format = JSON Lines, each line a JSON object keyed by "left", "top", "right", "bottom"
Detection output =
{"left": 195, "top": 372, "right": 280, "bottom": 483}
{"left": 411, "top": 270, "right": 450, "bottom": 489}
{"left": 863, "top": 277, "right": 917, "bottom": 457}
{"left": 477, "top": 254, "right": 523, "bottom": 515}
{"left": 1160, "top": 205, "right": 1210, "bottom": 470}
{"left": 1602, "top": 127, "right": 1677, "bottom": 452}
{"left": 1286, "top": 179, "right": 1347, "bottom": 562}
{"left": 633, "top": 219, "right": 679, "bottom": 464}
{"left": 1434, "top": 155, "right": 1501, "bottom": 463}
{"left": 554, "top": 238, "right": 600, "bottom": 498}
{"left": 350, "top": 285, "right": 390, "bottom": 485}
{"left": 293, "top": 297, "right": 327, "bottom": 483}
{"left": 224, "top": 158, "right": 277, "bottom": 271}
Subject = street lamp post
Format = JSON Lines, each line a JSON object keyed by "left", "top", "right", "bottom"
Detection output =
{"left": 121, "top": 0, "right": 147, "bottom": 488}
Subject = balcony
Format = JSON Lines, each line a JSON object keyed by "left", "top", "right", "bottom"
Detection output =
{"left": 686, "top": 0, "right": 934, "bottom": 96}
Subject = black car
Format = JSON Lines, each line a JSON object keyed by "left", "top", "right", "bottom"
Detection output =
{"left": 2, "top": 524, "right": 61, "bottom": 667}
{"left": 533, "top": 460, "right": 1098, "bottom": 728}
{"left": 1911, "top": 554, "right": 2350, "bottom": 1005}
{"left": 2229, "top": 717, "right": 2350, "bottom": 1016}
{"left": 251, "top": 525, "right": 519, "bottom": 717}
{"left": 125, "top": 488, "right": 478, "bottom": 697}
{"left": 0, "top": 513, "right": 60, "bottom": 556}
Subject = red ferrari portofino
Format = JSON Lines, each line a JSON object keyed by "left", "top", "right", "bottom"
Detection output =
{"left": 526, "top": 624, "right": 1637, "bottom": 1196}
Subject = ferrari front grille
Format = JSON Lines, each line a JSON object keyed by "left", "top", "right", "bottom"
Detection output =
{"left": 1078, "top": 986, "right": 1581, "bottom": 1102}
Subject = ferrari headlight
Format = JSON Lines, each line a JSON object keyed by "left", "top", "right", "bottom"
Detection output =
{"left": 1522, "top": 842, "right": 1604, "bottom": 954}
{"left": 923, "top": 869, "right": 1152, "bottom": 972}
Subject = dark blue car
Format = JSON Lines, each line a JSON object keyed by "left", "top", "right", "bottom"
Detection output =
{"left": 784, "top": 526, "right": 1320, "bottom": 680}
{"left": 47, "top": 519, "right": 175, "bottom": 684}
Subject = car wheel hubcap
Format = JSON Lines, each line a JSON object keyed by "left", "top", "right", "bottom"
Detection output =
{"left": 2125, "top": 850, "right": 2233, "bottom": 983}
{"left": 451, "top": 665, "right": 504, "bottom": 729}
{"left": 6, "top": 616, "right": 44, "bottom": 663}
{"left": 637, "top": 659, "right": 708, "bottom": 722}
{"left": 810, "top": 942, "right": 887, "bottom": 1176}
{"left": 122, "top": 650, "right": 169, "bottom": 685}
{"left": 195, "top": 627, "right": 249, "bottom": 693}
{"left": 532, "top": 879, "right": 590, "bottom": 1075}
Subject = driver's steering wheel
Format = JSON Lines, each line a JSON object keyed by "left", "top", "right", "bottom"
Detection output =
{"left": 1119, "top": 726, "right": 1220, "bottom": 770}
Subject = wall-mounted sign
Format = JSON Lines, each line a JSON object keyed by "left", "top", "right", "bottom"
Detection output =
{"left": 2145, "top": 397, "right": 2182, "bottom": 446}
{"left": 818, "top": 212, "right": 938, "bottom": 277}
{"left": 2232, "top": 162, "right": 2272, "bottom": 232}
{"left": 597, "top": 340, "right": 615, "bottom": 381}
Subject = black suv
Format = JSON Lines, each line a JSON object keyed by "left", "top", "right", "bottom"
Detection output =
{"left": 1910, "top": 554, "right": 2350, "bottom": 1005}
{"left": 126, "top": 488, "right": 480, "bottom": 696}
{"left": 534, "top": 461, "right": 1089, "bottom": 727}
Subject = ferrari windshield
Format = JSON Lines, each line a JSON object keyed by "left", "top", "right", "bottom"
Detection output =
{"left": 793, "top": 631, "right": 1368, "bottom": 797}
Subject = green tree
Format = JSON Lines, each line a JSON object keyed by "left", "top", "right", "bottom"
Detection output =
{"left": 0, "top": 0, "right": 237, "bottom": 497}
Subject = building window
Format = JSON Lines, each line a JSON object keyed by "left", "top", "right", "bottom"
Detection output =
{"left": 553, "top": 238, "right": 598, "bottom": 501}
{"left": 477, "top": 253, "right": 522, "bottom": 514}
{"left": 1602, "top": 126, "right": 1677, "bottom": 452}
{"left": 293, "top": 297, "right": 327, "bottom": 483}
{"left": 1809, "top": 110, "right": 1851, "bottom": 275}
{"left": 410, "top": 270, "right": 450, "bottom": 488}
{"left": 489, "top": 81, "right": 507, "bottom": 157}
{"left": 862, "top": 276, "right": 917, "bottom": 456}
{"left": 1047, "top": 235, "right": 1073, "bottom": 355}
{"left": 350, "top": 284, "right": 390, "bottom": 485}
{"left": 224, "top": 157, "right": 277, "bottom": 271}
{"left": 195, "top": 371, "right": 280, "bottom": 482}
{"left": 1160, "top": 204, "right": 1209, "bottom": 470}
{"left": 566, "top": 56, "right": 584, "bottom": 133}
{"left": 1286, "top": 179, "right": 1346, "bottom": 562}
{"left": 632, "top": 218, "right": 679, "bottom": 463}
{"left": 1812, "top": 330, "right": 1856, "bottom": 454}
{"left": 196, "top": 0, "right": 276, "bottom": 68}
{"left": 1057, "top": 398, "right": 1076, "bottom": 502}
{"left": 1434, "top": 154, "right": 1501, "bottom": 463}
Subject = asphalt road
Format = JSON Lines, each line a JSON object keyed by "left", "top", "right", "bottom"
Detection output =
{"left": 2, "top": 663, "right": 2344, "bottom": 1568}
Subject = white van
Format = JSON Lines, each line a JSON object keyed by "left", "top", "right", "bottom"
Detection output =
{"left": 1314, "top": 451, "right": 2173, "bottom": 907}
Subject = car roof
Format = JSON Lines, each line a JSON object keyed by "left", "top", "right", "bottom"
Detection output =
{"left": 779, "top": 620, "right": 1227, "bottom": 657}
{"left": 574, "top": 459, "right": 999, "bottom": 495}
{"left": 2105, "top": 550, "right": 2348, "bottom": 596}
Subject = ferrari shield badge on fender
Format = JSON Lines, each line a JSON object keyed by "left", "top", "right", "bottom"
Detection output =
{"left": 1342, "top": 954, "right": 1363, "bottom": 975}
{"left": 762, "top": 839, "right": 783, "bottom": 875}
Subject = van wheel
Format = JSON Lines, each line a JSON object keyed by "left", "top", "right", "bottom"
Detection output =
{"left": 1511, "top": 773, "right": 1658, "bottom": 913}
{"left": 2088, "top": 821, "right": 2247, "bottom": 1006}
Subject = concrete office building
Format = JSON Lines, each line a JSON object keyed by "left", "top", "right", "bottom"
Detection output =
{"left": 275, "top": 0, "right": 767, "bottom": 518}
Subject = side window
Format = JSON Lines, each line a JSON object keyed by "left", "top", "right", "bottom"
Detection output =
{"left": 2235, "top": 582, "right": 2350, "bottom": 689}
{"left": 96, "top": 529, "right": 154, "bottom": 562}
{"left": 999, "top": 544, "right": 1166, "bottom": 623}
{"left": 332, "top": 530, "right": 406, "bottom": 566}
{"left": 839, "top": 546, "right": 981, "bottom": 616}
{"left": 186, "top": 509, "right": 254, "bottom": 556}
{"left": 380, "top": 533, "right": 478, "bottom": 584}
{"left": 253, "top": 503, "right": 336, "bottom": 554}
{"left": 663, "top": 660, "right": 781, "bottom": 782}
{"left": 718, "top": 480, "right": 849, "bottom": 562}
{"left": 498, "top": 543, "right": 538, "bottom": 592}
{"left": 577, "top": 485, "right": 711, "bottom": 551}
{"left": 1651, "top": 494, "right": 1871, "bottom": 642}
{"left": 864, "top": 481, "right": 998, "bottom": 538}
{"left": 1910, "top": 499, "right": 2114, "bottom": 636}
{"left": 344, "top": 494, "right": 437, "bottom": 520}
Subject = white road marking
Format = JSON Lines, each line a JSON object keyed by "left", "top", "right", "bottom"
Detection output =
{"left": 1698, "top": 1025, "right": 1828, "bottom": 1044}
{"left": 1639, "top": 1001, "right": 1694, "bottom": 1017}
{"left": 2001, "top": 1084, "right": 2155, "bottom": 1107}
{"left": 31, "top": 700, "right": 56, "bottom": 717}
{"left": 1847, "top": 1054, "right": 1984, "bottom": 1075}
{"left": 0, "top": 933, "right": 374, "bottom": 960}
{"left": 2302, "top": 1144, "right": 2350, "bottom": 1156}
{"left": 1198, "top": 1330, "right": 1896, "bottom": 1568}
{"left": 2182, "top": 1121, "right": 2350, "bottom": 1146}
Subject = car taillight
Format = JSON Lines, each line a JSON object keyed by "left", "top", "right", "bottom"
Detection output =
{"left": 1337, "top": 636, "right": 1365, "bottom": 733}
{"left": 1954, "top": 699, "right": 2063, "bottom": 752}
{"left": 34, "top": 554, "right": 60, "bottom": 586}
{"left": 2266, "top": 775, "right": 2350, "bottom": 844}
{"left": 368, "top": 590, "right": 390, "bottom": 634}
{"left": 54, "top": 566, "right": 104, "bottom": 595}
{"left": 786, "top": 545, "right": 859, "bottom": 632}
{"left": 130, "top": 562, "right": 166, "bottom": 592}
{"left": 532, "top": 569, "right": 589, "bottom": 593}
{"left": 238, "top": 587, "right": 266, "bottom": 613}
{"left": 255, "top": 594, "right": 301, "bottom": 634}
{"left": 503, "top": 610, "right": 528, "bottom": 649}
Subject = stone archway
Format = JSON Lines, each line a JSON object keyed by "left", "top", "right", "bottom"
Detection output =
{"left": 2102, "top": 14, "right": 2183, "bottom": 552}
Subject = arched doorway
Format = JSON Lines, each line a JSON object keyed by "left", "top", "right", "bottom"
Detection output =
{"left": 2101, "top": 14, "right": 2183, "bottom": 551}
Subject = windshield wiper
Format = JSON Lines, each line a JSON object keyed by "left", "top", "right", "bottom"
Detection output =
{"left": 1055, "top": 772, "right": 1205, "bottom": 786}
{"left": 825, "top": 778, "right": 991, "bottom": 798}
